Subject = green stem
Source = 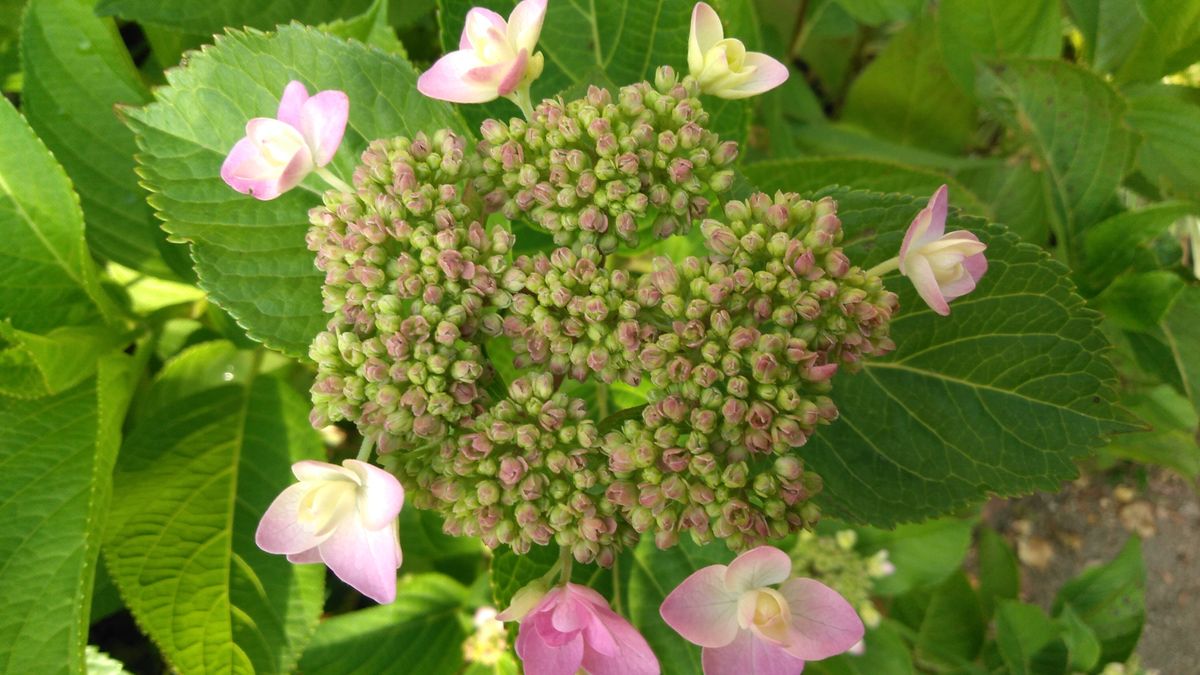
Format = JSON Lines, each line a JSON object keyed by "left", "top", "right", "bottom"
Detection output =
{"left": 866, "top": 256, "right": 901, "bottom": 277}
{"left": 506, "top": 86, "right": 535, "bottom": 121}
{"left": 612, "top": 555, "right": 624, "bottom": 616}
{"left": 558, "top": 546, "right": 574, "bottom": 586}
{"left": 315, "top": 166, "right": 354, "bottom": 194}
{"left": 356, "top": 435, "right": 375, "bottom": 462}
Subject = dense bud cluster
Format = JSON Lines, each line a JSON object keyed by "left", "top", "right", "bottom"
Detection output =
{"left": 304, "top": 85, "right": 900, "bottom": 566}
{"left": 392, "top": 373, "right": 635, "bottom": 565}
{"left": 475, "top": 66, "right": 738, "bottom": 254}
{"left": 307, "top": 130, "right": 513, "bottom": 452}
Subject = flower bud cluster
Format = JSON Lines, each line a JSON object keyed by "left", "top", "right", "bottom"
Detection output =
{"left": 392, "top": 373, "right": 635, "bottom": 565}
{"left": 475, "top": 66, "right": 738, "bottom": 254}
{"left": 306, "top": 130, "right": 514, "bottom": 452}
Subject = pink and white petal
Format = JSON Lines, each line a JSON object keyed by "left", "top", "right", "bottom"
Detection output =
{"left": 582, "top": 604, "right": 661, "bottom": 675}
{"left": 276, "top": 80, "right": 309, "bottom": 128}
{"left": 318, "top": 517, "right": 401, "bottom": 604}
{"left": 938, "top": 268, "right": 979, "bottom": 302}
{"left": 778, "top": 578, "right": 865, "bottom": 661}
{"left": 344, "top": 460, "right": 405, "bottom": 529}
{"left": 725, "top": 546, "right": 793, "bottom": 593}
{"left": 299, "top": 90, "right": 349, "bottom": 167}
{"left": 255, "top": 482, "right": 328, "bottom": 554}
{"left": 517, "top": 620, "right": 586, "bottom": 675}
{"left": 221, "top": 138, "right": 278, "bottom": 198}
{"left": 292, "top": 459, "right": 357, "bottom": 483}
{"left": 904, "top": 254, "right": 951, "bottom": 316}
{"left": 719, "top": 52, "right": 789, "bottom": 99}
{"left": 532, "top": 599, "right": 582, "bottom": 648}
{"left": 660, "top": 564, "right": 741, "bottom": 648}
{"left": 418, "top": 50, "right": 504, "bottom": 103}
{"left": 702, "top": 630, "right": 807, "bottom": 675}
{"left": 497, "top": 49, "right": 530, "bottom": 96}
{"left": 507, "top": 0, "right": 548, "bottom": 54}
{"left": 962, "top": 250, "right": 988, "bottom": 282}
{"left": 286, "top": 547, "right": 323, "bottom": 564}
{"left": 927, "top": 184, "right": 949, "bottom": 239}
{"left": 273, "top": 147, "right": 313, "bottom": 196}
{"left": 689, "top": 2, "right": 725, "bottom": 72}
{"left": 462, "top": 7, "right": 509, "bottom": 49}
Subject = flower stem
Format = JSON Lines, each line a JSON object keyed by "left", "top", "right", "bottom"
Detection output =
{"left": 558, "top": 546, "right": 574, "bottom": 586}
{"left": 506, "top": 86, "right": 535, "bottom": 121}
{"left": 356, "top": 435, "right": 375, "bottom": 462}
{"left": 315, "top": 166, "right": 354, "bottom": 194}
{"left": 866, "top": 256, "right": 901, "bottom": 277}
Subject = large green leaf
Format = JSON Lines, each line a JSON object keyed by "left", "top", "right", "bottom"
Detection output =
{"left": 740, "top": 157, "right": 989, "bottom": 217}
{"left": 0, "top": 356, "right": 135, "bottom": 674}
{"left": 95, "top": 0, "right": 374, "bottom": 33}
{"left": 1109, "top": 0, "right": 1200, "bottom": 84}
{"left": 1161, "top": 286, "right": 1200, "bottom": 423}
{"left": 0, "top": 97, "right": 116, "bottom": 333}
{"left": 936, "top": 0, "right": 1062, "bottom": 96}
{"left": 1053, "top": 537, "right": 1145, "bottom": 665}
{"left": 804, "top": 189, "right": 1131, "bottom": 525}
{"left": 842, "top": 16, "right": 977, "bottom": 155}
{"left": 1125, "top": 84, "right": 1200, "bottom": 202}
{"left": 953, "top": 158, "right": 1054, "bottom": 245}
{"left": 127, "top": 24, "right": 469, "bottom": 357}
{"left": 103, "top": 347, "right": 324, "bottom": 674}
{"left": 976, "top": 59, "right": 1135, "bottom": 253}
{"left": 21, "top": 0, "right": 182, "bottom": 278}
{"left": 1079, "top": 201, "right": 1197, "bottom": 295}
{"left": 833, "top": 0, "right": 925, "bottom": 26}
{"left": 625, "top": 538, "right": 735, "bottom": 675}
{"left": 0, "top": 322, "right": 127, "bottom": 398}
{"left": 299, "top": 574, "right": 468, "bottom": 675}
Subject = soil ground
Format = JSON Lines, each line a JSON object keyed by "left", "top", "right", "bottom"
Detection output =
{"left": 984, "top": 468, "right": 1200, "bottom": 674}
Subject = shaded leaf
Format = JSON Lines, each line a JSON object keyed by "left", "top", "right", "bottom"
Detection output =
{"left": 1125, "top": 84, "right": 1200, "bottom": 202}
{"left": 994, "top": 600, "right": 1068, "bottom": 675}
{"left": 1080, "top": 202, "right": 1197, "bottom": 295}
{"left": 954, "top": 158, "right": 1054, "bottom": 245}
{"left": 95, "top": 0, "right": 374, "bottom": 33}
{"left": 937, "top": 0, "right": 1062, "bottom": 95}
{"left": 1058, "top": 604, "right": 1102, "bottom": 673}
{"left": 1053, "top": 537, "right": 1146, "bottom": 665}
{"left": 856, "top": 515, "right": 976, "bottom": 596}
{"left": 0, "top": 322, "right": 127, "bottom": 399}
{"left": 976, "top": 526, "right": 1020, "bottom": 620}
{"left": 915, "top": 571, "right": 985, "bottom": 668}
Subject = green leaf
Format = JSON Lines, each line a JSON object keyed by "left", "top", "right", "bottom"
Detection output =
{"left": 803, "top": 189, "right": 1132, "bottom": 526}
{"left": 1110, "top": 0, "right": 1200, "bottom": 84}
{"left": 1161, "top": 286, "right": 1200, "bottom": 423}
{"left": 0, "top": 97, "right": 117, "bottom": 333}
{"left": 299, "top": 574, "right": 468, "bottom": 675}
{"left": 0, "top": 0, "right": 21, "bottom": 86}
{"left": 626, "top": 538, "right": 735, "bottom": 675}
{"left": 1053, "top": 537, "right": 1146, "bottom": 665}
{"left": 1125, "top": 84, "right": 1200, "bottom": 202}
{"left": 127, "top": 24, "right": 469, "bottom": 357}
{"left": 1064, "top": 0, "right": 1141, "bottom": 72}
{"left": 740, "top": 157, "right": 989, "bottom": 217}
{"left": 936, "top": 0, "right": 1062, "bottom": 96}
{"left": 833, "top": 0, "right": 924, "bottom": 26}
{"left": 489, "top": 544, "right": 558, "bottom": 610}
{"left": 1057, "top": 604, "right": 1102, "bottom": 673}
{"left": 104, "top": 357, "right": 325, "bottom": 674}
{"left": 1092, "top": 271, "right": 1185, "bottom": 332}
{"left": 954, "top": 158, "right": 1055, "bottom": 245}
{"left": 790, "top": 122, "right": 974, "bottom": 172}
{"left": 1080, "top": 202, "right": 1198, "bottom": 295}
{"left": 399, "top": 507, "right": 485, "bottom": 583}
{"left": 85, "top": 646, "right": 133, "bottom": 675}
{"left": 21, "top": 0, "right": 181, "bottom": 278}
{"left": 95, "top": 0, "right": 374, "bottom": 33}
{"left": 0, "top": 356, "right": 135, "bottom": 674}
{"left": 994, "top": 600, "right": 1068, "bottom": 675}
{"left": 976, "top": 526, "right": 1020, "bottom": 620}
{"left": 914, "top": 571, "right": 985, "bottom": 668}
{"left": 1100, "top": 384, "right": 1200, "bottom": 479}
{"left": 843, "top": 16, "right": 977, "bottom": 155}
{"left": 976, "top": 60, "right": 1136, "bottom": 251}
{"left": 855, "top": 515, "right": 976, "bottom": 596}
{"left": 0, "top": 321, "right": 127, "bottom": 398}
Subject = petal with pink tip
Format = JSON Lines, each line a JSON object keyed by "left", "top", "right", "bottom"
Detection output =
{"left": 507, "top": 0, "right": 548, "bottom": 54}
{"left": 255, "top": 482, "right": 328, "bottom": 554}
{"left": 937, "top": 268, "right": 979, "bottom": 302}
{"left": 583, "top": 602, "right": 661, "bottom": 675}
{"left": 317, "top": 516, "right": 401, "bottom": 604}
{"left": 689, "top": 2, "right": 725, "bottom": 73}
{"left": 778, "top": 578, "right": 864, "bottom": 661}
{"left": 300, "top": 90, "right": 349, "bottom": 167}
{"left": 344, "top": 460, "right": 405, "bottom": 529}
{"left": 660, "top": 564, "right": 741, "bottom": 648}
{"left": 418, "top": 50, "right": 506, "bottom": 103}
{"left": 901, "top": 185, "right": 948, "bottom": 265}
{"left": 903, "top": 254, "right": 950, "bottom": 315}
{"left": 496, "top": 49, "right": 530, "bottom": 96}
{"left": 276, "top": 80, "right": 309, "bottom": 128}
{"left": 518, "top": 612, "right": 586, "bottom": 675}
{"left": 717, "top": 52, "right": 789, "bottom": 99}
{"left": 702, "top": 630, "right": 806, "bottom": 675}
{"left": 220, "top": 137, "right": 283, "bottom": 200}
{"left": 286, "top": 547, "right": 323, "bottom": 564}
{"left": 461, "top": 7, "right": 509, "bottom": 49}
{"left": 725, "top": 546, "right": 793, "bottom": 593}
